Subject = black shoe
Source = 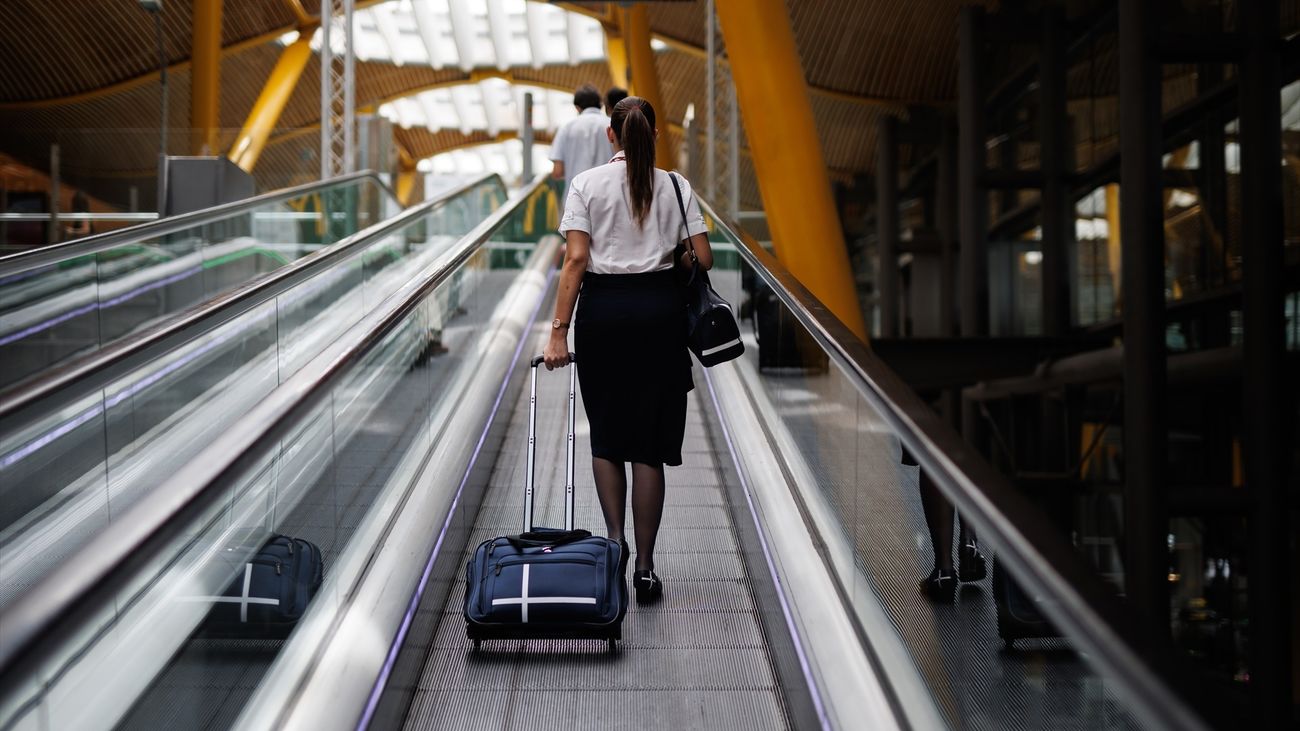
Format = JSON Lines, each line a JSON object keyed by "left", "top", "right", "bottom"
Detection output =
{"left": 618, "top": 540, "right": 631, "bottom": 575}
{"left": 958, "top": 542, "right": 987, "bottom": 582}
{"left": 633, "top": 569, "right": 663, "bottom": 604}
{"left": 919, "top": 568, "right": 956, "bottom": 603}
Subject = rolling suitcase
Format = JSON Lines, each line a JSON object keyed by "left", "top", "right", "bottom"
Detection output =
{"left": 191, "top": 534, "right": 324, "bottom": 639}
{"left": 464, "top": 353, "right": 627, "bottom": 651}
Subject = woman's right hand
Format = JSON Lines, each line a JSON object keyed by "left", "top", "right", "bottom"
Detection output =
{"left": 543, "top": 333, "right": 571, "bottom": 370}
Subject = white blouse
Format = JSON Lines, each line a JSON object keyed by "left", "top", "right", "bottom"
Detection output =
{"left": 558, "top": 155, "right": 710, "bottom": 274}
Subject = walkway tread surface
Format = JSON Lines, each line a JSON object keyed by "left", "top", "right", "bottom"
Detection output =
{"left": 402, "top": 328, "right": 788, "bottom": 731}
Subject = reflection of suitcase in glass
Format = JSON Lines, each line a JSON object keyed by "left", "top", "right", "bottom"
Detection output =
{"left": 992, "top": 557, "right": 1058, "bottom": 648}
{"left": 754, "top": 283, "right": 828, "bottom": 372}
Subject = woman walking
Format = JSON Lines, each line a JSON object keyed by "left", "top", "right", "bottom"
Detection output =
{"left": 543, "top": 96, "right": 712, "bottom": 604}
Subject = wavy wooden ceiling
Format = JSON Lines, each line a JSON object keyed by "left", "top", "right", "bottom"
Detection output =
{"left": 2, "top": 0, "right": 1258, "bottom": 210}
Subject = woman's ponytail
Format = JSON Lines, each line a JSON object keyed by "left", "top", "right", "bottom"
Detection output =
{"left": 611, "top": 96, "right": 657, "bottom": 227}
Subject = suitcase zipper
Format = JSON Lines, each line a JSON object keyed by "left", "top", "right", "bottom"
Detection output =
{"left": 491, "top": 556, "right": 600, "bottom": 576}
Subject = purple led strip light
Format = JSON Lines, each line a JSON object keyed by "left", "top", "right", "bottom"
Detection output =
{"left": 0, "top": 265, "right": 203, "bottom": 348}
{"left": 355, "top": 265, "right": 556, "bottom": 730}
{"left": 0, "top": 305, "right": 274, "bottom": 469}
{"left": 701, "top": 366, "right": 832, "bottom": 730}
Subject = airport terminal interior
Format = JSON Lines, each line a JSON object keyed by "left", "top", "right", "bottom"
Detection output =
{"left": 0, "top": 0, "right": 1298, "bottom": 729}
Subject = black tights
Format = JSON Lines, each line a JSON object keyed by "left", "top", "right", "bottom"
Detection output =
{"left": 592, "top": 457, "right": 664, "bottom": 572}
{"left": 918, "top": 468, "right": 976, "bottom": 573}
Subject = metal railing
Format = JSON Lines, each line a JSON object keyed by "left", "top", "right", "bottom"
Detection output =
{"left": 0, "top": 171, "right": 393, "bottom": 277}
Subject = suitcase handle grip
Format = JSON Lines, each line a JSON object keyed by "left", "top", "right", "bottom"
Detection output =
{"left": 530, "top": 353, "right": 576, "bottom": 368}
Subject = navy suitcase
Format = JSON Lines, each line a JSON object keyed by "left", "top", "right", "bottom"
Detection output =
{"left": 464, "top": 353, "right": 627, "bottom": 651}
{"left": 193, "top": 534, "right": 324, "bottom": 639}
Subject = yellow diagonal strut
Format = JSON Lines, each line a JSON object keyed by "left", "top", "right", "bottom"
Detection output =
{"left": 229, "top": 37, "right": 315, "bottom": 172}
{"left": 716, "top": 0, "right": 868, "bottom": 340}
{"left": 618, "top": 5, "right": 674, "bottom": 168}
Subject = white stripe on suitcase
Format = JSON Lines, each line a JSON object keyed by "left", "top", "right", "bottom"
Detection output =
{"left": 491, "top": 564, "right": 597, "bottom": 623}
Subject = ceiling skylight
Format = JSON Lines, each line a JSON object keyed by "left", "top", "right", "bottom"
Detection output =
{"left": 418, "top": 139, "right": 552, "bottom": 181}
{"left": 379, "top": 78, "right": 580, "bottom": 135}
{"left": 305, "top": 0, "right": 607, "bottom": 71}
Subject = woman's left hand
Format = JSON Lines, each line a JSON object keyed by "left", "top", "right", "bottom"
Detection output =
{"left": 543, "top": 334, "right": 570, "bottom": 370}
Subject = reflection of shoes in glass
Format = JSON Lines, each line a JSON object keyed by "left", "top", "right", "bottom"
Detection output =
{"left": 919, "top": 568, "right": 956, "bottom": 604}
{"left": 633, "top": 569, "right": 663, "bottom": 604}
{"left": 958, "top": 542, "right": 987, "bottom": 583}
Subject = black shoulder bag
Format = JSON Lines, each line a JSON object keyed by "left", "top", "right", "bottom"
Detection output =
{"left": 668, "top": 173, "right": 744, "bottom": 367}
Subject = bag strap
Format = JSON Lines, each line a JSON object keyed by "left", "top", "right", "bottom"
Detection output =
{"left": 668, "top": 172, "right": 698, "bottom": 265}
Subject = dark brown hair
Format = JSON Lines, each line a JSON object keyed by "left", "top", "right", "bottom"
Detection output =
{"left": 573, "top": 84, "right": 601, "bottom": 110}
{"left": 610, "top": 96, "right": 657, "bottom": 226}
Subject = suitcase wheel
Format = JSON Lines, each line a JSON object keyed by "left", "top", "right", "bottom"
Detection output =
{"left": 472, "top": 639, "right": 482, "bottom": 652}
{"left": 606, "top": 638, "right": 617, "bottom": 654}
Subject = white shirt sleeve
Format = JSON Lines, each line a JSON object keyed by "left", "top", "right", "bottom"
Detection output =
{"left": 676, "top": 175, "right": 709, "bottom": 239}
{"left": 559, "top": 178, "right": 591, "bottom": 235}
{"left": 548, "top": 122, "right": 568, "bottom": 163}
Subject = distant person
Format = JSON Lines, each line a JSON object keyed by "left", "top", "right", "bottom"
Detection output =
{"left": 549, "top": 84, "right": 613, "bottom": 192}
{"left": 544, "top": 96, "right": 713, "bottom": 605}
{"left": 604, "top": 86, "right": 628, "bottom": 115}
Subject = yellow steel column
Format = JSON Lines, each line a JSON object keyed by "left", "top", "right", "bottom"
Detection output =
{"left": 228, "top": 37, "right": 314, "bottom": 172}
{"left": 604, "top": 23, "right": 630, "bottom": 91}
{"left": 619, "top": 6, "right": 673, "bottom": 166}
{"left": 192, "top": 0, "right": 224, "bottom": 155}
{"left": 715, "top": 0, "right": 867, "bottom": 339}
{"left": 395, "top": 146, "right": 419, "bottom": 205}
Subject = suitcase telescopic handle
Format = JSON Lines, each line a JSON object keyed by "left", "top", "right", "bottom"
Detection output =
{"left": 529, "top": 353, "right": 576, "bottom": 368}
{"left": 524, "top": 352, "right": 578, "bottom": 533}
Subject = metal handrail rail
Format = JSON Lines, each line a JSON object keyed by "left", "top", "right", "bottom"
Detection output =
{"left": 0, "top": 174, "right": 547, "bottom": 707}
{"left": 697, "top": 198, "right": 1206, "bottom": 731}
{"left": 0, "top": 170, "right": 395, "bottom": 277}
{"left": 0, "top": 173, "right": 502, "bottom": 423}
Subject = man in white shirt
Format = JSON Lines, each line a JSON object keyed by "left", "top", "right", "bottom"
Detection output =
{"left": 549, "top": 85, "right": 613, "bottom": 198}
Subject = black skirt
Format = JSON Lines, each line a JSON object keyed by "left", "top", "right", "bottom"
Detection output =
{"left": 574, "top": 270, "right": 693, "bottom": 467}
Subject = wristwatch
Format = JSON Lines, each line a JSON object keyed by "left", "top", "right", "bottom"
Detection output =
{"left": 552, "top": 319, "right": 570, "bottom": 330}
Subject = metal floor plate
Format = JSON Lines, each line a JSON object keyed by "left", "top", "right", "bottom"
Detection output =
{"left": 402, "top": 330, "right": 789, "bottom": 731}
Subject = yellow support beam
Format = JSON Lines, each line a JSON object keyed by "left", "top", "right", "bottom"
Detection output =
{"left": 715, "top": 0, "right": 868, "bottom": 340}
{"left": 395, "top": 145, "right": 419, "bottom": 205}
{"left": 229, "top": 37, "right": 314, "bottom": 172}
{"left": 603, "top": 8, "right": 630, "bottom": 91}
{"left": 618, "top": 5, "right": 673, "bottom": 166}
{"left": 192, "top": 0, "right": 224, "bottom": 155}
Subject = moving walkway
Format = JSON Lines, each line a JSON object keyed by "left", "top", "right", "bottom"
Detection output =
{"left": 0, "top": 173, "right": 508, "bottom": 616}
{"left": 0, "top": 176, "right": 1206, "bottom": 730}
